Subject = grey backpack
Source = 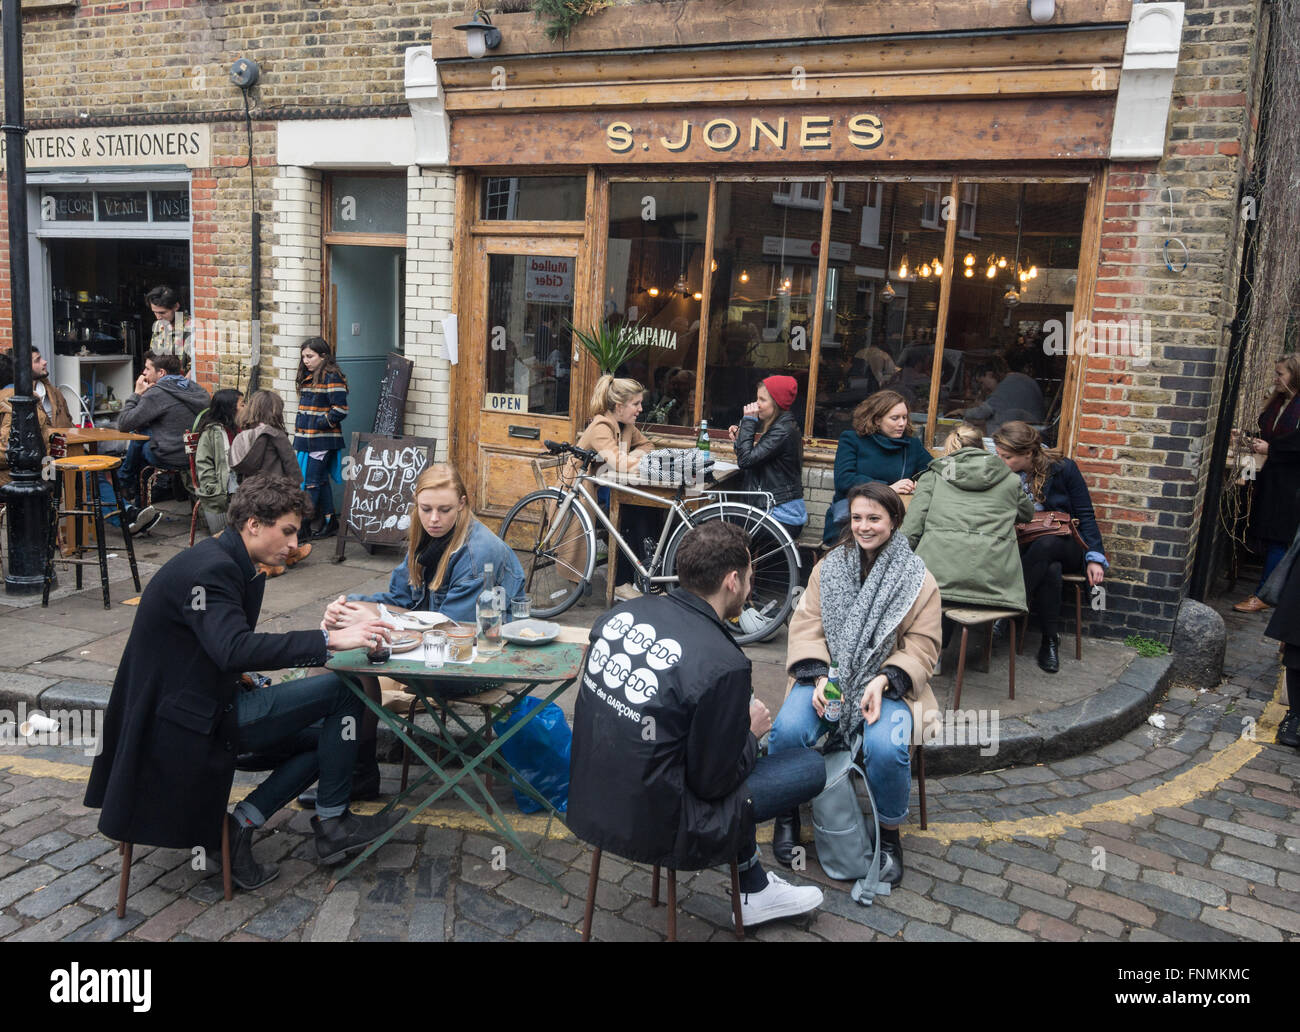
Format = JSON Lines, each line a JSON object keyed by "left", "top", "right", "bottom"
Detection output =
{"left": 811, "top": 733, "right": 893, "bottom": 905}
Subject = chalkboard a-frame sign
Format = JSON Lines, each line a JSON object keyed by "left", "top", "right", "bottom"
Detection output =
{"left": 373, "top": 352, "right": 414, "bottom": 436}
{"left": 334, "top": 431, "right": 438, "bottom": 561}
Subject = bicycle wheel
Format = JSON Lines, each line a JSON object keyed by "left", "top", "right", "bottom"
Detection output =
{"left": 662, "top": 502, "right": 800, "bottom": 646}
{"left": 498, "top": 489, "right": 594, "bottom": 619}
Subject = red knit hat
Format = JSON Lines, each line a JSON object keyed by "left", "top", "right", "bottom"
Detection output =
{"left": 762, "top": 375, "right": 798, "bottom": 411}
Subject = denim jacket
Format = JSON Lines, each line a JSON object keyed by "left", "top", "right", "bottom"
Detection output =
{"left": 349, "top": 519, "right": 525, "bottom": 623}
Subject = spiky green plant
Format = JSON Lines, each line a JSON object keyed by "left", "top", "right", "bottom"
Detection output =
{"left": 531, "top": 0, "right": 611, "bottom": 42}
{"left": 568, "top": 319, "right": 647, "bottom": 375}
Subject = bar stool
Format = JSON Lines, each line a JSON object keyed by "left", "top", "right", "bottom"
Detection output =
{"left": 42, "top": 454, "right": 141, "bottom": 610}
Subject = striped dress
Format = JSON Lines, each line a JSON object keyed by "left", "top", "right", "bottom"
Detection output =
{"left": 294, "top": 370, "right": 349, "bottom": 452}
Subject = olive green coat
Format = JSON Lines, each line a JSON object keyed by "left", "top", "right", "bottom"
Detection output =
{"left": 899, "top": 447, "right": 1035, "bottom": 612}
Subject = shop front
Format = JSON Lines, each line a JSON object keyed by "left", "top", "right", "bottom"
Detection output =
{"left": 430, "top": 3, "right": 1143, "bottom": 532}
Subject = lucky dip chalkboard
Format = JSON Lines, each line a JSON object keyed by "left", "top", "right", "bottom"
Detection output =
{"left": 334, "top": 431, "right": 438, "bottom": 560}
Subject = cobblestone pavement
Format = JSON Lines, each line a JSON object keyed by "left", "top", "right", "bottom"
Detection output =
{"left": 0, "top": 504, "right": 1296, "bottom": 941}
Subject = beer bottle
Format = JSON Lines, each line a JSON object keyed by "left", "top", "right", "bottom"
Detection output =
{"left": 822, "top": 664, "right": 842, "bottom": 726}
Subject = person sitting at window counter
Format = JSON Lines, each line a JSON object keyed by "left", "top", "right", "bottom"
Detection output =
{"left": 559, "top": 374, "right": 657, "bottom": 600}
{"left": 769, "top": 482, "right": 942, "bottom": 884}
{"left": 823, "top": 389, "right": 931, "bottom": 545}
{"left": 900, "top": 422, "right": 1035, "bottom": 647}
{"left": 993, "top": 420, "right": 1107, "bottom": 674}
{"left": 727, "top": 375, "right": 807, "bottom": 539}
{"left": 952, "top": 355, "right": 1045, "bottom": 435}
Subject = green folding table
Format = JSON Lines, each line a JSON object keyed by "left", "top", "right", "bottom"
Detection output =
{"left": 325, "top": 639, "right": 585, "bottom": 892}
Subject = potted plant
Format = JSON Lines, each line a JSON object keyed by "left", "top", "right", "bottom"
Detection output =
{"left": 568, "top": 318, "right": 647, "bottom": 376}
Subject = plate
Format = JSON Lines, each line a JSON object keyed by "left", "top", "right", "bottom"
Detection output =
{"left": 390, "top": 633, "right": 422, "bottom": 654}
{"left": 501, "top": 619, "right": 560, "bottom": 646}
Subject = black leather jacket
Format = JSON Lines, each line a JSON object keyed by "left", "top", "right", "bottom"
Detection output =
{"left": 734, "top": 409, "right": 803, "bottom": 506}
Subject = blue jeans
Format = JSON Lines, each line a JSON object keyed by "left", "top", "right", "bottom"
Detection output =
{"left": 770, "top": 680, "right": 914, "bottom": 825}
{"left": 236, "top": 672, "right": 363, "bottom": 821}
{"left": 736, "top": 748, "right": 826, "bottom": 869}
{"left": 303, "top": 453, "right": 335, "bottom": 520}
{"left": 1257, "top": 541, "right": 1288, "bottom": 592}
{"left": 118, "top": 439, "right": 157, "bottom": 500}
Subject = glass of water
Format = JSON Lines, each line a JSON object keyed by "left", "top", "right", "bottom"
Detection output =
{"left": 510, "top": 595, "right": 531, "bottom": 621}
{"left": 423, "top": 630, "right": 448, "bottom": 669}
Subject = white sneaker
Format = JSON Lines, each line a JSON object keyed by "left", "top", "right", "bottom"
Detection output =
{"left": 128, "top": 505, "right": 160, "bottom": 535}
{"left": 739, "top": 870, "right": 823, "bottom": 926}
{"left": 613, "top": 583, "right": 643, "bottom": 601}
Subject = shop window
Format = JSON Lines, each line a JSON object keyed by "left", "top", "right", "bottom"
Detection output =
{"left": 604, "top": 181, "right": 709, "bottom": 429}
{"left": 940, "top": 181, "right": 1087, "bottom": 449}
{"left": 958, "top": 183, "right": 979, "bottom": 239}
{"left": 39, "top": 186, "right": 190, "bottom": 226}
{"left": 479, "top": 176, "right": 585, "bottom": 221}
{"left": 774, "top": 180, "right": 846, "bottom": 211}
{"left": 328, "top": 175, "right": 406, "bottom": 236}
{"left": 484, "top": 253, "right": 575, "bottom": 417}
{"left": 814, "top": 180, "right": 946, "bottom": 441}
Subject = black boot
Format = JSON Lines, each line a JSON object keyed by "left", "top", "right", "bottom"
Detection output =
{"left": 772, "top": 810, "right": 800, "bottom": 867}
{"left": 878, "top": 838, "right": 904, "bottom": 886}
{"left": 313, "top": 514, "right": 339, "bottom": 540}
{"left": 226, "top": 814, "right": 279, "bottom": 890}
{"left": 312, "top": 808, "right": 404, "bottom": 865}
{"left": 1037, "top": 633, "right": 1060, "bottom": 674}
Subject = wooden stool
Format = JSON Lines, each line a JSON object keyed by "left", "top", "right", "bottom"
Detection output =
{"left": 1016, "top": 576, "right": 1087, "bottom": 662}
{"left": 42, "top": 454, "right": 141, "bottom": 610}
{"left": 942, "top": 606, "right": 1023, "bottom": 710}
{"left": 581, "top": 848, "right": 744, "bottom": 941}
{"left": 116, "top": 819, "right": 232, "bottom": 919}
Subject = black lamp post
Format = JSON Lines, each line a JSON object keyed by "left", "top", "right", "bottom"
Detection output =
{"left": 2, "top": 0, "right": 51, "bottom": 594}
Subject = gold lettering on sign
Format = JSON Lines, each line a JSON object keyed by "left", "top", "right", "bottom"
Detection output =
{"left": 750, "top": 117, "right": 788, "bottom": 151}
{"left": 607, "top": 121, "right": 634, "bottom": 153}
{"left": 799, "top": 116, "right": 834, "bottom": 149}
{"left": 848, "top": 113, "right": 884, "bottom": 149}
{"left": 702, "top": 118, "right": 739, "bottom": 151}
{"left": 661, "top": 120, "right": 692, "bottom": 152}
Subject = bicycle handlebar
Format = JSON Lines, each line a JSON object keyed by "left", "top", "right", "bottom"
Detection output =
{"left": 543, "top": 439, "right": 601, "bottom": 470}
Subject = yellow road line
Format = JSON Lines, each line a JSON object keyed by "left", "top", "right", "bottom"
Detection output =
{"left": 2, "top": 676, "right": 1288, "bottom": 847}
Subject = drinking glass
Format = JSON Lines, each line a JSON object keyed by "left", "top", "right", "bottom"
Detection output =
{"left": 510, "top": 595, "right": 531, "bottom": 621}
{"left": 423, "top": 630, "right": 447, "bottom": 669}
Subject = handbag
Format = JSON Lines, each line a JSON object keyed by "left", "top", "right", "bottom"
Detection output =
{"left": 1015, "top": 510, "right": 1085, "bottom": 550}
{"left": 810, "top": 733, "right": 892, "bottom": 905}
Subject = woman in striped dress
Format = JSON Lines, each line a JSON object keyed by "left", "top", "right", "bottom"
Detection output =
{"left": 295, "top": 337, "right": 349, "bottom": 540}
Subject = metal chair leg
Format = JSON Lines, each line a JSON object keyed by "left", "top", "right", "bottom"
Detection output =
{"left": 954, "top": 627, "right": 969, "bottom": 709}
{"left": 221, "top": 815, "right": 233, "bottom": 903}
{"left": 581, "top": 848, "right": 601, "bottom": 941}
{"left": 666, "top": 868, "right": 677, "bottom": 941}
{"left": 1074, "top": 583, "right": 1083, "bottom": 661}
{"left": 400, "top": 698, "right": 417, "bottom": 792}
{"left": 1009, "top": 617, "right": 1017, "bottom": 701}
{"left": 108, "top": 469, "right": 141, "bottom": 591}
{"left": 729, "top": 860, "right": 744, "bottom": 939}
{"left": 651, "top": 865, "right": 660, "bottom": 907}
{"left": 916, "top": 743, "right": 928, "bottom": 830}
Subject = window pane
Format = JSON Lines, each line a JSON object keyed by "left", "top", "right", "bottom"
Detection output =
{"left": 604, "top": 181, "right": 709, "bottom": 429}
{"left": 151, "top": 190, "right": 191, "bottom": 222}
{"left": 330, "top": 175, "right": 406, "bottom": 235}
{"left": 941, "top": 182, "right": 1087, "bottom": 449}
{"left": 815, "top": 180, "right": 946, "bottom": 441}
{"left": 480, "top": 176, "right": 585, "bottom": 221}
{"left": 703, "top": 180, "right": 826, "bottom": 435}
{"left": 484, "top": 253, "right": 573, "bottom": 416}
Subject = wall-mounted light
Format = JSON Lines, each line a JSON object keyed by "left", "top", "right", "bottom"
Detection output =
{"left": 1027, "top": 0, "right": 1055, "bottom": 24}
{"left": 454, "top": 9, "right": 502, "bottom": 59}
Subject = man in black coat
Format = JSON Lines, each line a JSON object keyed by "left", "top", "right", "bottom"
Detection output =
{"left": 567, "top": 520, "right": 826, "bottom": 927}
{"left": 85, "top": 474, "right": 403, "bottom": 889}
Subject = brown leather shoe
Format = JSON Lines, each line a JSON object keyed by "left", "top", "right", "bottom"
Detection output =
{"left": 284, "top": 543, "right": 313, "bottom": 567}
{"left": 257, "top": 562, "right": 286, "bottom": 578}
{"left": 1232, "top": 595, "right": 1269, "bottom": 613}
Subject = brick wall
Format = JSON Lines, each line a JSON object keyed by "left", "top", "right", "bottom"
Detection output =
{"left": 1072, "top": 0, "right": 1265, "bottom": 639}
{"left": 403, "top": 165, "right": 454, "bottom": 457}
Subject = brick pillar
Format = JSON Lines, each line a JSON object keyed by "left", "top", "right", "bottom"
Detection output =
{"left": 403, "top": 164, "right": 454, "bottom": 461}
{"left": 270, "top": 167, "right": 323, "bottom": 423}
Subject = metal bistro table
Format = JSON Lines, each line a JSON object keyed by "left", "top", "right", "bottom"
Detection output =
{"left": 325, "top": 637, "right": 586, "bottom": 891}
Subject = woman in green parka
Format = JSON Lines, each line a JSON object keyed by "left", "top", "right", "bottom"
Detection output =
{"left": 900, "top": 423, "right": 1034, "bottom": 619}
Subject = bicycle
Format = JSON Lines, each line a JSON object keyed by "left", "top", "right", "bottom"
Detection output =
{"left": 497, "top": 440, "right": 802, "bottom": 646}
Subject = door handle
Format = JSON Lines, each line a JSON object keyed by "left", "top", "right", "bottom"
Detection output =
{"left": 508, "top": 425, "right": 541, "bottom": 440}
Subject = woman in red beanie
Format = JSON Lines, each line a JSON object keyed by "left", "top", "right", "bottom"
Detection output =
{"left": 728, "top": 376, "right": 807, "bottom": 537}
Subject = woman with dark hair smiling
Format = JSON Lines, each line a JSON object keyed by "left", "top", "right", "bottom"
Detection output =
{"left": 768, "top": 481, "right": 942, "bottom": 885}
{"left": 823, "top": 389, "right": 931, "bottom": 545}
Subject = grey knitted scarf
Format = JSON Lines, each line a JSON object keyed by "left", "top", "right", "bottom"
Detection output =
{"left": 818, "top": 530, "right": 928, "bottom": 742}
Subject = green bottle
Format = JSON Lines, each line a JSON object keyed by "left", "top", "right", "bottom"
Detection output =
{"left": 822, "top": 664, "right": 842, "bottom": 726}
{"left": 696, "top": 419, "right": 710, "bottom": 456}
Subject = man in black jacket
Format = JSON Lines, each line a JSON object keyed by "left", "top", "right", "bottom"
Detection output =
{"left": 568, "top": 520, "right": 826, "bottom": 927}
{"left": 85, "top": 475, "right": 402, "bottom": 890}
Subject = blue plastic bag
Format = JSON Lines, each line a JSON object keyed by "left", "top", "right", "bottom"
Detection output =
{"left": 492, "top": 696, "right": 571, "bottom": 814}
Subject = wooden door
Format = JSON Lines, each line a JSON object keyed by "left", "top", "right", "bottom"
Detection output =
{"left": 456, "top": 235, "right": 591, "bottom": 524}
